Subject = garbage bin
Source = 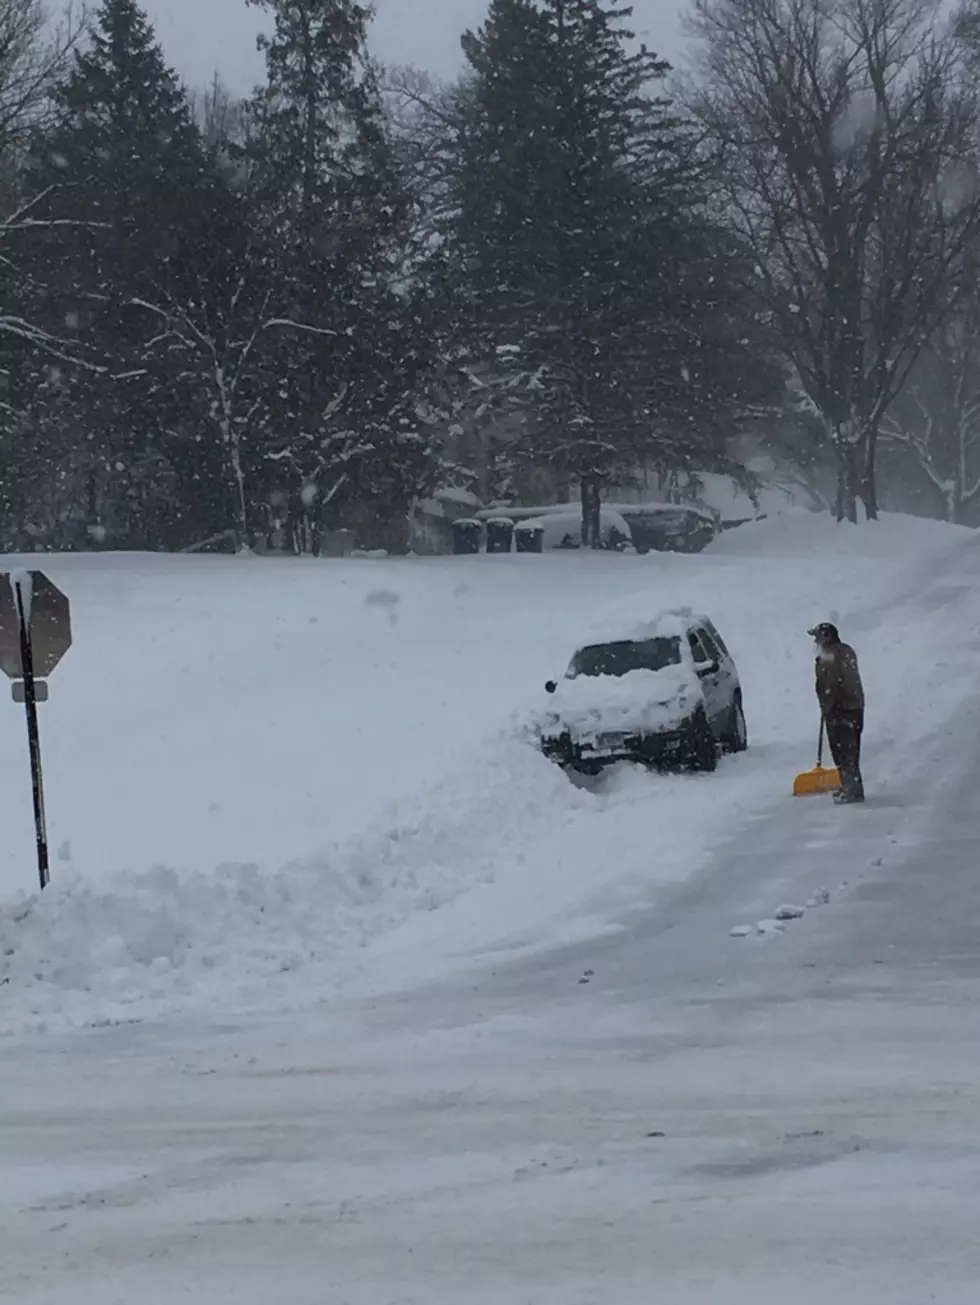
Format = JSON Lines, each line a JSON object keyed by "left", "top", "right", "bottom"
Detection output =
{"left": 605, "top": 524, "right": 630, "bottom": 552}
{"left": 486, "top": 517, "right": 514, "bottom": 554}
{"left": 452, "top": 518, "right": 482, "bottom": 554}
{"left": 515, "top": 522, "right": 544, "bottom": 553}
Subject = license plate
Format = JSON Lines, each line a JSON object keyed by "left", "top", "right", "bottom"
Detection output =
{"left": 596, "top": 732, "right": 627, "bottom": 749}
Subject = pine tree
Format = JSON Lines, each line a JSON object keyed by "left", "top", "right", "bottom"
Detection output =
{"left": 244, "top": 0, "right": 440, "bottom": 551}
{"left": 20, "top": 0, "right": 225, "bottom": 546}
{"left": 451, "top": 0, "right": 771, "bottom": 542}
{"left": 451, "top": 1, "right": 656, "bottom": 540}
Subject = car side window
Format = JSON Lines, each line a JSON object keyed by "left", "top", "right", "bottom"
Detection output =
{"left": 704, "top": 622, "right": 730, "bottom": 658}
{"left": 689, "top": 631, "right": 710, "bottom": 664}
{"left": 698, "top": 628, "right": 722, "bottom": 662}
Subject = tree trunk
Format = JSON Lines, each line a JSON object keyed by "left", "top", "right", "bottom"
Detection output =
{"left": 833, "top": 429, "right": 859, "bottom": 523}
{"left": 860, "top": 425, "right": 879, "bottom": 520}
{"left": 227, "top": 437, "right": 250, "bottom": 551}
{"left": 86, "top": 470, "right": 101, "bottom": 546}
{"left": 580, "top": 475, "right": 601, "bottom": 549}
{"left": 286, "top": 486, "right": 304, "bottom": 555}
{"left": 834, "top": 453, "right": 858, "bottom": 523}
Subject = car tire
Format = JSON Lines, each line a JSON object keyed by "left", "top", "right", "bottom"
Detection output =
{"left": 687, "top": 708, "right": 717, "bottom": 773}
{"left": 726, "top": 696, "right": 748, "bottom": 753}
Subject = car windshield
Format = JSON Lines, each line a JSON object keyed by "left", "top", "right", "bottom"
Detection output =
{"left": 568, "top": 636, "right": 682, "bottom": 678}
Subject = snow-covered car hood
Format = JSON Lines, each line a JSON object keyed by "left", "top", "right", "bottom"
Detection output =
{"left": 537, "top": 666, "right": 702, "bottom": 742}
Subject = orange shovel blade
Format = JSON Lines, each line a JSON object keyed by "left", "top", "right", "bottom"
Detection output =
{"left": 793, "top": 764, "right": 841, "bottom": 797}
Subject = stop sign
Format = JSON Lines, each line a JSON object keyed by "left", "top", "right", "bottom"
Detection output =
{"left": 0, "top": 571, "right": 72, "bottom": 679}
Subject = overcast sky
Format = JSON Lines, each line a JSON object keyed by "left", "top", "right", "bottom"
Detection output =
{"left": 143, "top": 0, "right": 687, "bottom": 95}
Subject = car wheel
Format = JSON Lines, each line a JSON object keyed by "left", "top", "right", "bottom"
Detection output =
{"left": 726, "top": 696, "right": 748, "bottom": 753}
{"left": 686, "top": 708, "right": 717, "bottom": 773}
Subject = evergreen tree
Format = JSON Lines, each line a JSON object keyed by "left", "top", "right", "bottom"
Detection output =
{"left": 0, "top": 0, "right": 88, "bottom": 539}
{"left": 20, "top": 0, "right": 224, "bottom": 545}
{"left": 450, "top": 0, "right": 772, "bottom": 542}
{"left": 244, "top": 0, "right": 441, "bottom": 551}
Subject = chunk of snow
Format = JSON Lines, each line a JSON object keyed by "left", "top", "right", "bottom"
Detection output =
{"left": 774, "top": 903, "right": 806, "bottom": 921}
{"left": 756, "top": 919, "right": 786, "bottom": 936}
{"left": 730, "top": 925, "right": 753, "bottom": 938}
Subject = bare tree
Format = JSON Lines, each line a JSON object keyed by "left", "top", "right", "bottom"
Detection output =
{"left": 955, "top": 0, "right": 980, "bottom": 63}
{"left": 1, "top": 0, "right": 86, "bottom": 356}
{"left": 880, "top": 288, "right": 980, "bottom": 522}
{"left": 0, "top": 0, "right": 86, "bottom": 191}
{"left": 382, "top": 64, "right": 468, "bottom": 287}
{"left": 1, "top": 0, "right": 81, "bottom": 147}
{"left": 129, "top": 272, "right": 350, "bottom": 549}
{"left": 688, "top": 0, "right": 980, "bottom": 520}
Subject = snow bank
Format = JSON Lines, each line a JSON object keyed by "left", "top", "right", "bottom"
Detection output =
{"left": 1, "top": 512, "right": 978, "bottom": 1032}
{"left": 709, "top": 509, "right": 970, "bottom": 560}
{"left": 0, "top": 730, "right": 576, "bottom": 1028}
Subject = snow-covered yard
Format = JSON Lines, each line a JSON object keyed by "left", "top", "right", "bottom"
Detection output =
{"left": 2, "top": 512, "right": 978, "bottom": 1034}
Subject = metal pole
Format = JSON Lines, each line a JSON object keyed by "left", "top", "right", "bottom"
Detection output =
{"left": 14, "top": 580, "right": 49, "bottom": 891}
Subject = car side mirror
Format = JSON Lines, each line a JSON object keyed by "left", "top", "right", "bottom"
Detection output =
{"left": 545, "top": 680, "right": 557, "bottom": 694}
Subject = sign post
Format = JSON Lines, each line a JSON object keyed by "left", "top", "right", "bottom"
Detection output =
{"left": 0, "top": 571, "right": 72, "bottom": 891}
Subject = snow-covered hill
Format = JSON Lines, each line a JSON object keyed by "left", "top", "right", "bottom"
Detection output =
{"left": 1, "top": 512, "right": 977, "bottom": 1032}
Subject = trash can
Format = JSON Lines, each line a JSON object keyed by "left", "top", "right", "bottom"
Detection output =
{"left": 486, "top": 517, "right": 514, "bottom": 554}
{"left": 515, "top": 523, "right": 544, "bottom": 554}
{"left": 452, "top": 518, "right": 482, "bottom": 554}
{"left": 605, "top": 524, "right": 630, "bottom": 552}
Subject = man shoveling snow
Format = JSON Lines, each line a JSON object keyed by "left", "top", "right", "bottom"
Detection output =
{"left": 809, "top": 622, "right": 865, "bottom": 805}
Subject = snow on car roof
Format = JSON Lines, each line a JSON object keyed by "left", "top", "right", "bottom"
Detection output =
{"left": 605, "top": 500, "right": 718, "bottom": 525}
{"left": 514, "top": 507, "right": 631, "bottom": 533}
{"left": 578, "top": 608, "right": 714, "bottom": 648}
{"left": 477, "top": 500, "right": 717, "bottom": 524}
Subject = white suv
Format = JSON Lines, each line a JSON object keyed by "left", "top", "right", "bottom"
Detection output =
{"left": 539, "top": 609, "right": 747, "bottom": 775}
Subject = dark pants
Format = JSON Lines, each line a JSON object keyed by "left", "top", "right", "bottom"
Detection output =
{"left": 825, "top": 710, "right": 864, "bottom": 798}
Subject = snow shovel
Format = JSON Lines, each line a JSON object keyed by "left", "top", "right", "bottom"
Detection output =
{"left": 793, "top": 719, "right": 841, "bottom": 797}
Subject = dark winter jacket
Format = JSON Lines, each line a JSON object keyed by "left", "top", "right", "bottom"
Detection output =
{"left": 815, "top": 641, "right": 864, "bottom": 716}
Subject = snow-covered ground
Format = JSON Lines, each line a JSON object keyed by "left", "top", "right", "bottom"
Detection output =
{"left": 4, "top": 511, "right": 980, "bottom": 1303}
{"left": 1, "top": 512, "right": 978, "bottom": 1033}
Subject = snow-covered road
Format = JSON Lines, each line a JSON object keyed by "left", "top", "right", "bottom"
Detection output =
{"left": 5, "top": 659, "right": 980, "bottom": 1301}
